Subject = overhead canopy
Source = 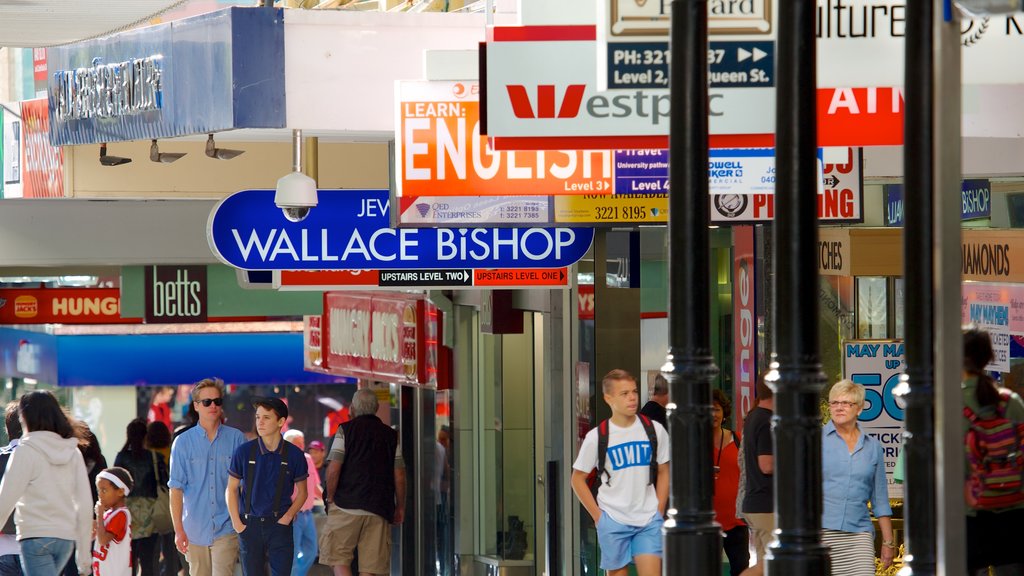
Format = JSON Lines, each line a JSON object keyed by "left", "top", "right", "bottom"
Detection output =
{"left": 0, "top": 0, "right": 188, "bottom": 48}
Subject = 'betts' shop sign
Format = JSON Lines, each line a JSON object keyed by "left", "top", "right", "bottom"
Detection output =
{"left": 321, "top": 292, "right": 438, "bottom": 387}
{"left": 207, "top": 189, "right": 593, "bottom": 271}
{"left": 0, "top": 288, "right": 136, "bottom": 324}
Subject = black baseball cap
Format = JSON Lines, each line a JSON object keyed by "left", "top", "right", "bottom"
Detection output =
{"left": 251, "top": 396, "right": 288, "bottom": 420}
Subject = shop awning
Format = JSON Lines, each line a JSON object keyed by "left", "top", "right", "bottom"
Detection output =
{"left": 0, "top": 0, "right": 191, "bottom": 48}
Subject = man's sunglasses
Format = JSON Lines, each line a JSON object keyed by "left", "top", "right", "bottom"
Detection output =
{"left": 197, "top": 398, "right": 224, "bottom": 407}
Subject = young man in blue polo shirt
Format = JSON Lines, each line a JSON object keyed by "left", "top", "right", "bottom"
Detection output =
{"left": 226, "top": 397, "right": 308, "bottom": 576}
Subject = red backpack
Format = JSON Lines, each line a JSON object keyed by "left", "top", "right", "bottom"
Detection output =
{"left": 585, "top": 415, "right": 659, "bottom": 497}
{"left": 964, "top": 390, "right": 1024, "bottom": 510}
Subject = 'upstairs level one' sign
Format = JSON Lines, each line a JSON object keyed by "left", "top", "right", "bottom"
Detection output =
{"left": 207, "top": 190, "right": 595, "bottom": 271}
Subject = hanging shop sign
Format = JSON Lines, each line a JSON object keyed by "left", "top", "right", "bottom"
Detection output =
{"left": 733, "top": 226, "right": 757, "bottom": 433}
{"left": 0, "top": 288, "right": 137, "bottom": 324}
{"left": 843, "top": 339, "right": 906, "bottom": 499}
{"left": 321, "top": 292, "right": 438, "bottom": 387}
{"left": 207, "top": 189, "right": 594, "bottom": 271}
{"left": 274, "top": 267, "right": 568, "bottom": 290}
{"left": 46, "top": 7, "right": 285, "bottom": 146}
{"left": 395, "top": 80, "right": 614, "bottom": 199}
{"left": 20, "top": 99, "right": 63, "bottom": 198}
{"left": 884, "top": 179, "right": 992, "bottom": 226}
{"left": 144, "top": 265, "right": 208, "bottom": 323}
{"left": 304, "top": 314, "right": 324, "bottom": 371}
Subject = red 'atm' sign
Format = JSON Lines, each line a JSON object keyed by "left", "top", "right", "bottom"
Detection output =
{"left": 818, "top": 87, "right": 903, "bottom": 147}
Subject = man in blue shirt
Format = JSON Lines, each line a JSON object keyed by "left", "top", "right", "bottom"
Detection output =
{"left": 169, "top": 378, "right": 246, "bottom": 576}
{"left": 226, "top": 397, "right": 308, "bottom": 576}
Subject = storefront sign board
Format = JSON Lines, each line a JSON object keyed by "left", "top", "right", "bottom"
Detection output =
{"left": 843, "top": 339, "right": 905, "bottom": 498}
{"left": 207, "top": 189, "right": 594, "bottom": 271}
{"left": 0, "top": 288, "right": 136, "bottom": 324}
{"left": 322, "top": 292, "right": 438, "bottom": 386}
{"left": 885, "top": 180, "right": 993, "bottom": 226}
{"left": 962, "top": 230, "right": 1024, "bottom": 283}
{"left": 144, "top": 265, "right": 208, "bottom": 323}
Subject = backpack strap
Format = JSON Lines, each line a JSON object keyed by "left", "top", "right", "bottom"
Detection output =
{"left": 595, "top": 419, "right": 610, "bottom": 490}
{"left": 270, "top": 439, "right": 290, "bottom": 518}
{"left": 638, "top": 414, "right": 658, "bottom": 486}
{"left": 244, "top": 442, "right": 258, "bottom": 517}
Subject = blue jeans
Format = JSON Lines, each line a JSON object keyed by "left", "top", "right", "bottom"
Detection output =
{"left": 239, "top": 517, "right": 293, "bottom": 576}
{"left": 291, "top": 510, "right": 317, "bottom": 576}
{"left": 19, "top": 538, "right": 74, "bottom": 576}
{"left": 0, "top": 554, "right": 23, "bottom": 576}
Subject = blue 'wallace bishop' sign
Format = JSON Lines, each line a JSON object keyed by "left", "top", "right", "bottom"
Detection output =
{"left": 208, "top": 190, "right": 595, "bottom": 271}
{"left": 885, "top": 179, "right": 991, "bottom": 226}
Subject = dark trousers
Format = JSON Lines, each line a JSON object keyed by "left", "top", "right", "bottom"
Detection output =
{"left": 0, "top": 554, "right": 22, "bottom": 576}
{"left": 159, "top": 532, "right": 179, "bottom": 576}
{"left": 239, "top": 517, "right": 294, "bottom": 576}
{"left": 132, "top": 535, "right": 161, "bottom": 576}
{"left": 723, "top": 525, "right": 750, "bottom": 576}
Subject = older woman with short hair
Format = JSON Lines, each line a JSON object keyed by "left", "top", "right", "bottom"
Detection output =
{"left": 821, "top": 380, "right": 894, "bottom": 575}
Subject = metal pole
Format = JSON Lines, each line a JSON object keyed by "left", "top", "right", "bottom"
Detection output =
{"left": 899, "top": 0, "right": 937, "bottom": 573}
{"left": 765, "top": 0, "right": 830, "bottom": 573}
{"left": 932, "top": 1, "right": 966, "bottom": 574}
{"left": 662, "top": 0, "right": 721, "bottom": 574}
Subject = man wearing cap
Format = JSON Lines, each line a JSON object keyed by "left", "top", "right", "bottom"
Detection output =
{"left": 320, "top": 389, "right": 406, "bottom": 576}
{"left": 226, "top": 397, "right": 308, "bottom": 576}
{"left": 169, "top": 378, "right": 246, "bottom": 576}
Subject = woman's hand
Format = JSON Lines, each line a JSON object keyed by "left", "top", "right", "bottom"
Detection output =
{"left": 880, "top": 543, "right": 895, "bottom": 569}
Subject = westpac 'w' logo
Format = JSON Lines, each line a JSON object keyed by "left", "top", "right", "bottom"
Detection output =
{"left": 506, "top": 84, "right": 586, "bottom": 119}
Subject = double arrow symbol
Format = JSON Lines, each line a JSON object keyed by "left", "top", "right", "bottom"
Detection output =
{"left": 737, "top": 47, "right": 769, "bottom": 63}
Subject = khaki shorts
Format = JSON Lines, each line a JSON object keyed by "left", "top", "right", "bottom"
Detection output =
{"left": 319, "top": 505, "right": 392, "bottom": 574}
{"left": 744, "top": 512, "right": 775, "bottom": 563}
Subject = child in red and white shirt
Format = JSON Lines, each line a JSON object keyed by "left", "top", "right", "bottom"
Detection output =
{"left": 93, "top": 467, "right": 133, "bottom": 576}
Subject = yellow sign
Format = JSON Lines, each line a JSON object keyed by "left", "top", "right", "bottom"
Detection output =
{"left": 554, "top": 194, "right": 668, "bottom": 224}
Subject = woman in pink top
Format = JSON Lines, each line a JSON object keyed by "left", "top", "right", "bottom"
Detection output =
{"left": 284, "top": 430, "right": 323, "bottom": 576}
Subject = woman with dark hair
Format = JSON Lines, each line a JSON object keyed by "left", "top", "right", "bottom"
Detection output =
{"left": 0, "top": 391, "right": 93, "bottom": 576}
{"left": 115, "top": 418, "right": 168, "bottom": 576}
{"left": 963, "top": 327, "right": 1024, "bottom": 575}
{"left": 711, "top": 388, "right": 748, "bottom": 576}
{"left": 145, "top": 421, "right": 178, "bottom": 576}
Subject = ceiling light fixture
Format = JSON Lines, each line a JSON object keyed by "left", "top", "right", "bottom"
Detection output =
{"left": 205, "top": 133, "right": 245, "bottom": 160}
{"left": 99, "top": 143, "right": 132, "bottom": 166}
{"left": 149, "top": 139, "right": 186, "bottom": 163}
{"left": 274, "top": 129, "right": 318, "bottom": 222}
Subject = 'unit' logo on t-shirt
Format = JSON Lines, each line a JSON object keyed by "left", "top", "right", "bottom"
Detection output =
{"left": 607, "top": 441, "right": 653, "bottom": 471}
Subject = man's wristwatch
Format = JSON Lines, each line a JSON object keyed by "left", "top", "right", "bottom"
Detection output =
{"left": 882, "top": 540, "right": 896, "bottom": 549}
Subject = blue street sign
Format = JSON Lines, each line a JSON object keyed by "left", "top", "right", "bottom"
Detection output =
{"left": 606, "top": 40, "right": 775, "bottom": 90}
{"left": 207, "top": 190, "right": 595, "bottom": 271}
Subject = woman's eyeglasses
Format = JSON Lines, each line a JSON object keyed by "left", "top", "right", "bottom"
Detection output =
{"left": 197, "top": 398, "right": 224, "bottom": 407}
{"left": 828, "top": 400, "right": 857, "bottom": 409}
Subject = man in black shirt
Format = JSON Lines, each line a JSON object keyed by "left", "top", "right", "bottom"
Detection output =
{"left": 740, "top": 377, "right": 774, "bottom": 576}
{"left": 639, "top": 374, "right": 669, "bottom": 428}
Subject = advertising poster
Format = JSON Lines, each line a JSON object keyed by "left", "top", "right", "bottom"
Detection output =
{"left": 965, "top": 297, "right": 1011, "bottom": 372}
{"left": 962, "top": 282, "right": 1024, "bottom": 338}
{"left": 2, "top": 111, "right": 21, "bottom": 192}
{"left": 843, "top": 339, "right": 905, "bottom": 498}
{"left": 20, "top": 99, "right": 63, "bottom": 198}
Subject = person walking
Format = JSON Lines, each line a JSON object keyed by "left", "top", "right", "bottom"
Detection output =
{"left": 820, "top": 380, "right": 894, "bottom": 575}
{"left": 114, "top": 418, "right": 167, "bottom": 576}
{"left": 320, "top": 389, "right": 406, "bottom": 576}
{"left": 227, "top": 398, "right": 308, "bottom": 576}
{"left": 0, "top": 402, "right": 22, "bottom": 576}
{"left": 639, "top": 373, "right": 668, "bottom": 428}
{"left": 92, "top": 467, "right": 134, "bottom": 576}
{"left": 168, "top": 378, "right": 245, "bottom": 576}
{"left": 570, "top": 369, "right": 669, "bottom": 576}
{"left": 740, "top": 376, "right": 774, "bottom": 576}
{"left": 711, "top": 389, "right": 749, "bottom": 576}
{"left": 283, "top": 429, "right": 323, "bottom": 576}
{"left": 146, "top": 421, "right": 179, "bottom": 576}
{"left": 0, "top": 391, "right": 93, "bottom": 576}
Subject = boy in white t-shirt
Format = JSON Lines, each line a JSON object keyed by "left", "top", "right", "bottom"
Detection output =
{"left": 93, "top": 467, "right": 133, "bottom": 576}
{"left": 571, "top": 369, "right": 670, "bottom": 576}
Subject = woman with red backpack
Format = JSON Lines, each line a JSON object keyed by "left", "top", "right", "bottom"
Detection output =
{"left": 963, "top": 327, "right": 1024, "bottom": 575}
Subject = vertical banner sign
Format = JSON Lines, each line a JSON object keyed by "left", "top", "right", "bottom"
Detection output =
{"left": 144, "top": 266, "right": 209, "bottom": 323}
{"left": 32, "top": 48, "right": 47, "bottom": 96}
{"left": 843, "top": 339, "right": 906, "bottom": 498}
{"left": 19, "top": 99, "right": 63, "bottom": 198}
{"left": 304, "top": 315, "right": 324, "bottom": 371}
{"left": 967, "top": 300, "right": 1011, "bottom": 372}
{"left": 733, "top": 226, "right": 756, "bottom": 431}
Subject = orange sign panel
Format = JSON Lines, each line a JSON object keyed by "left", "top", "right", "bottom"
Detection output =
{"left": 396, "top": 81, "right": 613, "bottom": 197}
{"left": 474, "top": 268, "right": 568, "bottom": 287}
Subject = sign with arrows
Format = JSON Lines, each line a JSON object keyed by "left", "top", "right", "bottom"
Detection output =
{"left": 606, "top": 40, "right": 775, "bottom": 90}
{"left": 274, "top": 268, "right": 570, "bottom": 290}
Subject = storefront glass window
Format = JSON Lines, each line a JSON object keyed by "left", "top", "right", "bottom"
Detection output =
{"left": 894, "top": 278, "right": 905, "bottom": 340}
{"left": 819, "top": 276, "right": 856, "bottom": 383}
{"left": 857, "top": 277, "right": 888, "bottom": 339}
